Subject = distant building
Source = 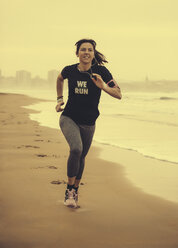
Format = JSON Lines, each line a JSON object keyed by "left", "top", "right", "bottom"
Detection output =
{"left": 48, "top": 70, "right": 59, "bottom": 87}
{"left": 16, "top": 70, "right": 31, "bottom": 87}
{"left": 0, "top": 76, "right": 16, "bottom": 89}
{"left": 31, "top": 76, "right": 48, "bottom": 88}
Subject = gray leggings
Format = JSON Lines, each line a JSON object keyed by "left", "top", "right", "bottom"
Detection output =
{"left": 59, "top": 115, "right": 95, "bottom": 180}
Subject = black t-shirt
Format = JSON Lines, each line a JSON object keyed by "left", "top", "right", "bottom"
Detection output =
{"left": 61, "top": 63, "right": 113, "bottom": 125}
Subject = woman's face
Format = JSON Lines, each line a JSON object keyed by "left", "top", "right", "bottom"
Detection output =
{"left": 77, "top": 42, "right": 95, "bottom": 65}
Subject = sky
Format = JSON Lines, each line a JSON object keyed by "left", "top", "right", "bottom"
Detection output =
{"left": 0, "top": 0, "right": 178, "bottom": 81}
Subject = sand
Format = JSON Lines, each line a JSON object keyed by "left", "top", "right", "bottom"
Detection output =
{"left": 0, "top": 92, "right": 178, "bottom": 248}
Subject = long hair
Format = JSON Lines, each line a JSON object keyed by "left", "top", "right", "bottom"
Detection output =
{"left": 75, "top": 39, "right": 108, "bottom": 65}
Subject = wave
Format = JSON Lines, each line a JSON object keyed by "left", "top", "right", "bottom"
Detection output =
{"left": 159, "top": 96, "right": 178, "bottom": 100}
{"left": 94, "top": 139, "right": 178, "bottom": 165}
{"left": 109, "top": 114, "right": 178, "bottom": 127}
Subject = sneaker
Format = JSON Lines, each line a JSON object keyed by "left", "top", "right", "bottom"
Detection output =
{"left": 73, "top": 190, "right": 78, "bottom": 205}
{"left": 64, "top": 189, "right": 77, "bottom": 208}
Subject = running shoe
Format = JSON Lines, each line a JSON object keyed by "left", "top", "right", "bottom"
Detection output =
{"left": 64, "top": 189, "right": 77, "bottom": 208}
{"left": 74, "top": 190, "right": 78, "bottom": 205}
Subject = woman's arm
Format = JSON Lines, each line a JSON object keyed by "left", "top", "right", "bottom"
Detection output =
{"left": 102, "top": 83, "right": 122, "bottom": 99}
{"left": 92, "top": 73, "right": 122, "bottom": 99}
{"left": 56, "top": 73, "right": 64, "bottom": 98}
{"left": 56, "top": 73, "right": 65, "bottom": 112}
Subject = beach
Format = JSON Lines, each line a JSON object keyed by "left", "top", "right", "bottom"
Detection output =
{"left": 0, "top": 92, "right": 178, "bottom": 248}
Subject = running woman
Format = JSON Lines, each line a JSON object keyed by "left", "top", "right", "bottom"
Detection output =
{"left": 56, "top": 38, "right": 122, "bottom": 208}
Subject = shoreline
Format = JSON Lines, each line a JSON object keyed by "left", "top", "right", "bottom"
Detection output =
{"left": 94, "top": 141, "right": 178, "bottom": 165}
{"left": 1, "top": 92, "right": 178, "bottom": 248}
{"left": 95, "top": 142, "right": 178, "bottom": 204}
{"left": 1, "top": 88, "right": 178, "bottom": 165}
{"left": 20, "top": 95, "right": 178, "bottom": 204}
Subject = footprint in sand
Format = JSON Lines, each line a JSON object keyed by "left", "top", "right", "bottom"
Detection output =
{"left": 35, "top": 130, "right": 41, "bottom": 133}
{"left": 48, "top": 166, "right": 58, "bottom": 169}
{"left": 25, "top": 145, "right": 40, "bottom": 148}
{"left": 32, "top": 165, "right": 58, "bottom": 170}
{"left": 17, "top": 145, "right": 40, "bottom": 149}
{"left": 51, "top": 180, "right": 67, "bottom": 185}
{"left": 35, "top": 154, "right": 61, "bottom": 158}
{"left": 51, "top": 180, "right": 85, "bottom": 186}
{"left": 34, "top": 139, "right": 51, "bottom": 143}
{"left": 36, "top": 154, "right": 47, "bottom": 157}
{"left": 1, "top": 121, "right": 7, "bottom": 125}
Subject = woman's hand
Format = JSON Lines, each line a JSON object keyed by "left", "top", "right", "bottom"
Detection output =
{"left": 55, "top": 101, "right": 64, "bottom": 112}
{"left": 91, "top": 73, "right": 106, "bottom": 90}
{"left": 92, "top": 74, "right": 122, "bottom": 99}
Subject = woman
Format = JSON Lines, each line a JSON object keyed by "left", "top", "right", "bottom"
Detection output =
{"left": 56, "top": 38, "right": 122, "bottom": 208}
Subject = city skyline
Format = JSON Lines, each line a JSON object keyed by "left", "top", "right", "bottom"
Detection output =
{"left": 0, "top": 69, "right": 59, "bottom": 81}
{"left": 0, "top": 69, "right": 60, "bottom": 90}
{"left": 0, "top": 68, "right": 178, "bottom": 83}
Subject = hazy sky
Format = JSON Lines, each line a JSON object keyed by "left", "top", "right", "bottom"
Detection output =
{"left": 0, "top": 0, "right": 178, "bottom": 81}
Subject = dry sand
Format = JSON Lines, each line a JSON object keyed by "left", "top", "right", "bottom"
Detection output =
{"left": 0, "top": 92, "right": 178, "bottom": 248}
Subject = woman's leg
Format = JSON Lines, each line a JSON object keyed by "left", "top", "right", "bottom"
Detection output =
{"left": 75, "top": 124, "right": 95, "bottom": 185}
{"left": 59, "top": 115, "right": 83, "bottom": 182}
{"left": 60, "top": 116, "right": 95, "bottom": 206}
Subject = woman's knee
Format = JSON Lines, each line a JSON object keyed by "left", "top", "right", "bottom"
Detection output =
{"left": 70, "top": 146, "right": 82, "bottom": 157}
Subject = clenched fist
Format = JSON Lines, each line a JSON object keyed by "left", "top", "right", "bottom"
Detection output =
{"left": 55, "top": 102, "right": 64, "bottom": 112}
